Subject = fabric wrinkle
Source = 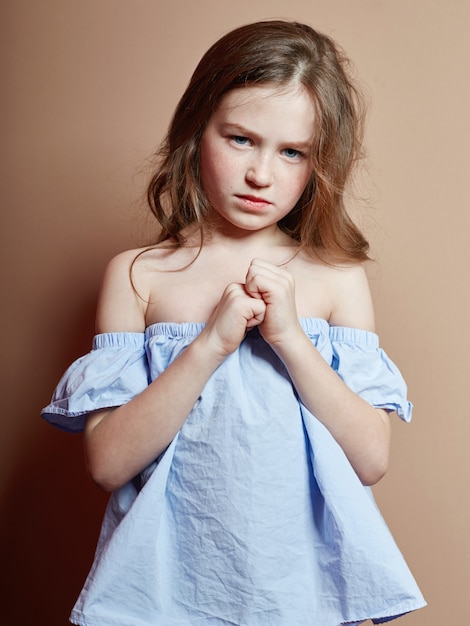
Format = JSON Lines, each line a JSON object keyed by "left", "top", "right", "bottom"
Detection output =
{"left": 41, "top": 318, "right": 425, "bottom": 626}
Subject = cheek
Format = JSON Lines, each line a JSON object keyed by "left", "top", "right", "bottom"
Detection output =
{"left": 285, "top": 167, "right": 312, "bottom": 200}
{"left": 201, "top": 146, "right": 235, "bottom": 192}
{"left": 199, "top": 140, "right": 212, "bottom": 186}
{"left": 200, "top": 152, "right": 218, "bottom": 202}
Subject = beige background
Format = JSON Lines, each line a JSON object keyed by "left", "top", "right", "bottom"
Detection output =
{"left": 1, "top": 1, "right": 468, "bottom": 624}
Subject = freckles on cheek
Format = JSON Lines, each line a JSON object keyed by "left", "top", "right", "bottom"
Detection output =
{"left": 290, "top": 170, "right": 310, "bottom": 194}
{"left": 210, "top": 153, "right": 236, "bottom": 187}
{"left": 300, "top": 166, "right": 314, "bottom": 190}
{"left": 202, "top": 144, "right": 224, "bottom": 179}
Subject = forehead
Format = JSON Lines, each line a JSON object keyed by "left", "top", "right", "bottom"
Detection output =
{"left": 213, "top": 84, "right": 316, "bottom": 141}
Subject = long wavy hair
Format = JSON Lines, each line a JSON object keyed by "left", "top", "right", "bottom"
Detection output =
{"left": 146, "top": 20, "right": 369, "bottom": 261}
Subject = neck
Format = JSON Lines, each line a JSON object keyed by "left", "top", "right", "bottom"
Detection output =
{"left": 176, "top": 222, "right": 300, "bottom": 269}
{"left": 204, "top": 221, "right": 295, "bottom": 249}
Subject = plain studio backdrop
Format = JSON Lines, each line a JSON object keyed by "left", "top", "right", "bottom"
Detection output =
{"left": 1, "top": 1, "right": 469, "bottom": 624}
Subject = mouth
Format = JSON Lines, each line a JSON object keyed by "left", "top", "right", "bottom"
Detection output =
{"left": 236, "top": 194, "right": 271, "bottom": 208}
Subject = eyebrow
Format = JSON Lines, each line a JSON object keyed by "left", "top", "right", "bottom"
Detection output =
{"left": 220, "top": 123, "right": 313, "bottom": 150}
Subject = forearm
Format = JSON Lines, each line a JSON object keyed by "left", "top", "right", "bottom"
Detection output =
{"left": 271, "top": 326, "right": 391, "bottom": 485}
{"left": 84, "top": 333, "right": 225, "bottom": 492}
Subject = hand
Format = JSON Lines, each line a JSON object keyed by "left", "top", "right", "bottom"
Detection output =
{"left": 244, "top": 259, "right": 301, "bottom": 346}
{"left": 201, "top": 282, "right": 266, "bottom": 359}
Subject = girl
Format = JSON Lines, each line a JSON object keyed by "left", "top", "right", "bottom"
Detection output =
{"left": 42, "top": 20, "right": 425, "bottom": 626}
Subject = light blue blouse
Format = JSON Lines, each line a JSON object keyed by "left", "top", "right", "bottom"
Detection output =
{"left": 42, "top": 319, "right": 425, "bottom": 626}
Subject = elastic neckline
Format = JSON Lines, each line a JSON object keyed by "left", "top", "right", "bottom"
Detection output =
{"left": 145, "top": 318, "right": 331, "bottom": 339}
{"left": 92, "top": 318, "right": 379, "bottom": 347}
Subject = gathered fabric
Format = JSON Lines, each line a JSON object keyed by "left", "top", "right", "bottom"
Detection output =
{"left": 42, "top": 319, "right": 425, "bottom": 626}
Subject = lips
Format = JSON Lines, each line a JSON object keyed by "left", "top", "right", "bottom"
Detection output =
{"left": 236, "top": 194, "right": 271, "bottom": 208}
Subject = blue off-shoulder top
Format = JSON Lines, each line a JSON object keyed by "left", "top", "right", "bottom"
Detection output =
{"left": 42, "top": 319, "right": 425, "bottom": 626}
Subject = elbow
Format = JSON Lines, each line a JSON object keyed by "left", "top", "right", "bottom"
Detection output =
{"left": 89, "top": 473, "right": 123, "bottom": 493}
{"left": 88, "top": 469, "right": 130, "bottom": 493}
{"left": 356, "top": 409, "right": 391, "bottom": 486}
{"left": 357, "top": 450, "right": 390, "bottom": 486}
{"left": 87, "top": 465, "right": 123, "bottom": 493}
{"left": 84, "top": 411, "right": 135, "bottom": 492}
{"left": 359, "top": 463, "right": 388, "bottom": 486}
{"left": 85, "top": 453, "right": 130, "bottom": 493}
{"left": 84, "top": 410, "right": 126, "bottom": 491}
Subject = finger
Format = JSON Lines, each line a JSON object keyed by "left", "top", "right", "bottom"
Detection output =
{"left": 246, "top": 258, "right": 293, "bottom": 284}
{"left": 245, "top": 265, "right": 294, "bottom": 301}
{"left": 249, "top": 258, "right": 289, "bottom": 276}
{"left": 220, "top": 282, "right": 266, "bottom": 323}
{"left": 246, "top": 298, "right": 266, "bottom": 328}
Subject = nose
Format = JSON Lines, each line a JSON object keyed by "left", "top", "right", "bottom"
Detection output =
{"left": 245, "top": 153, "right": 273, "bottom": 187}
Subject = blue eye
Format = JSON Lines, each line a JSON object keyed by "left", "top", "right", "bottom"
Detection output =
{"left": 283, "top": 148, "right": 302, "bottom": 159}
{"left": 232, "top": 135, "right": 250, "bottom": 145}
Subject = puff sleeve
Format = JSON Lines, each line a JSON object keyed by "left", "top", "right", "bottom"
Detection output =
{"left": 41, "top": 332, "right": 150, "bottom": 433}
{"left": 329, "top": 326, "right": 412, "bottom": 421}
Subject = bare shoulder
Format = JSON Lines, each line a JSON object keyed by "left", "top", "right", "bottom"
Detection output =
{"left": 292, "top": 249, "right": 375, "bottom": 330}
{"left": 95, "top": 248, "right": 151, "bottom": 333}
{"left": 324, "top": 260, "right": 375, "bottom": 331}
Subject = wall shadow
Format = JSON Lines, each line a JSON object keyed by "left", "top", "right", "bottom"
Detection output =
{"left": 0, "top": 293, "right": 109, "bottom": 626}
{"left": 0, "top": 426, "right": 108, "bottom": 625}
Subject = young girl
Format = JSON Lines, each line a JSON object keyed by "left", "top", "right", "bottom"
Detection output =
{"left": 42, "top": 20, "right": 425, "bottom": 626}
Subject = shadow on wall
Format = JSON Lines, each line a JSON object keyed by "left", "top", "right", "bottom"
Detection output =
{"left": 0, "top": 428, "right": 108, "bottom": 625}
{"left": 0, "top": 295, "right": 109, "bottom": 626}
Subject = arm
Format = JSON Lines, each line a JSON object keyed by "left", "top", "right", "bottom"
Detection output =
{"left": 245, "top": 259, "right": 390, "bottom": 486}
{"left": 84, "top": 252, "right": 266, "bottom": 492}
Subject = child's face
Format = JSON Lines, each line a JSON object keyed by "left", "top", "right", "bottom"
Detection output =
{"left": 200, "top": 83, "right": 315, "bottom": 236}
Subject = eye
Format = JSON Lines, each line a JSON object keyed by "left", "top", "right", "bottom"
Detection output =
{"left": 282, "top": 147, "right": 303, "bottom": 159}
{"left": 231, "top": 135, "right": 250, "bottom": 146}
